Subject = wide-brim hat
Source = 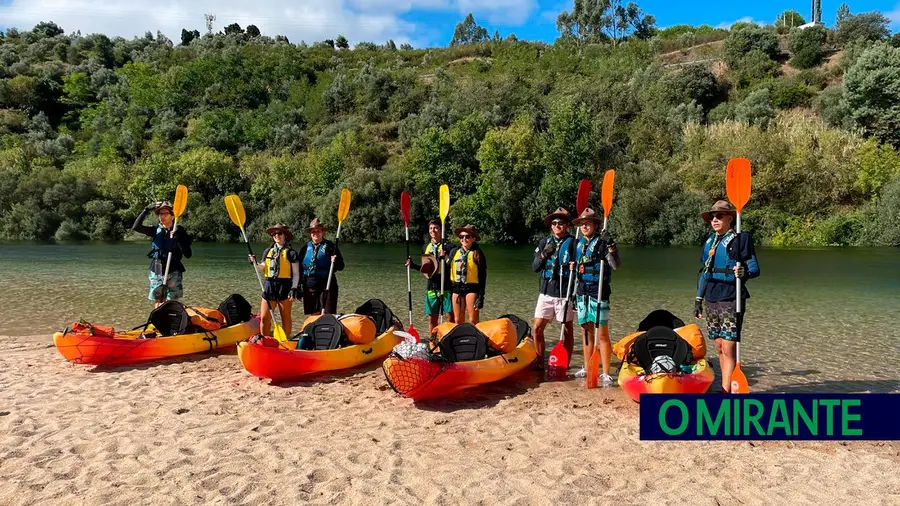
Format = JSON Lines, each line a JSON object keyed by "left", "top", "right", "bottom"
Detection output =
{"left": 153, "top": 202, "right": 174, "bottom": 214}
{"left": 420, "top": 255, "right": 437, "bottom": 279}
{"left": 266, "top": 223, "right": 293, "bottom": 241}
{"left": 701, "top": 200, "right": 737, "bottom": 223}
{"left": 307, "top": 218, "right": 327, "bottom": 233}
{"left": 572, "top": 208, "right": 603, "bottom": 226}
{"left": 454, "top": 224, "right": 480, "bottom": 240}
{"left": 544, "top": 207, "right": 572, "bottom": 227}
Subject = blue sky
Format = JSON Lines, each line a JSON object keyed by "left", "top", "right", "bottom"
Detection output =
{"left": 0, "top": 0, "right": 898, "bottom": 48}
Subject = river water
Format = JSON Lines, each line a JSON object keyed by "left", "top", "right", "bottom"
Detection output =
{"left": 1, "top": 242, "right": 898, "bottom": 393}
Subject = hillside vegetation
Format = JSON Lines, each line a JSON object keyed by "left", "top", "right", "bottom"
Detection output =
{"left": 1, "top": 4, "right": 899, "bottom": 247}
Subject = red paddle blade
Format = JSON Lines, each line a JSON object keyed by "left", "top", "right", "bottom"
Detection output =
{"left": 547, "top": 341, "right": 569, "bottom": 380}
{"left": 407, "top": 324, "right": 420, "bottom": 343}
{"left": 726, "top": 158, "right": 752, "bottom": 212}
{"left": 400, "top": 191, "right": 411, "bottom": 227}
{"left": 601, "top": 169, "right": 615, "bottom": 218}
{"left": 576, "top": 179, "right": 592, "bottom": 215}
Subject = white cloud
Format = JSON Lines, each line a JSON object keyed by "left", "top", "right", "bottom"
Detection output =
{"left": 714, "top": 16, "right": 769, "bottom": 31}
{"left": 0, "top": 0, "right": 539, "bottom": 46}
{"left": 887, "top": 3, "right": 900, "bottom": 28}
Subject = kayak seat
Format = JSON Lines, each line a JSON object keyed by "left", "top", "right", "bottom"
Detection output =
{"left": 296, "top": 314, "right": 348, "bottom": 350}
{"left": 218, "top": 293, "right": 253, "bottom": 326}
{"left": 625, "top": 325, "right": 694, "bottom": 373}
{"left": 149, "top": 300, "right": 191, "bottom": 337}
{"left": 355, "top": 299, "right": 401, "bottom": 334}
{"left": 436, "top": 323, "right": 489, "bottom": 362}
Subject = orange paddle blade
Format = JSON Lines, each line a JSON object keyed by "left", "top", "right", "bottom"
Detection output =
{"left": 731, "top": 363, "right": 750, "bottom": 393}
{"left": 547, "top": 341, "right": 569, "bottom": 380}
{"left": 601, "top": 170, "right": 615, "bottom": 218}
{"left": 586, "top": 346, "right": 599, "bottom": 389}
{"left": 576, "top": 179, "right": 591, "bottom": 215}
{"left": 726, "top": 158, "right": 752, "bottom": 212}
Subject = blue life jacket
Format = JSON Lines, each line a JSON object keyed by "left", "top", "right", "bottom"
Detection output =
{"left": 148, "top": 225, "right": 179, "bottom": 261}
{"left": 699, "top": 231, "right": 737, "bottom": 283}
{"left": 302, "top": 240, "right": 332, "bottom": 288}
{"left": 542, "top": 235, "right": 575, "bottom": 283}
{"left": 576, "top": 236, "right": 602, "bottom": 284}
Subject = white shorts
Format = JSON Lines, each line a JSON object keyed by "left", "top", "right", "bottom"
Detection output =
{"left": 533, "top": 293, "right": 575, "bottom": 323}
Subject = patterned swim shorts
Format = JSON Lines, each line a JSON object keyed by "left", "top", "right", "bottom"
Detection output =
{"left": 704, "top": 300, "right": 745, "bottom": 342}
{"left": 148, "top": 270, "right": 183, "bottom": 302}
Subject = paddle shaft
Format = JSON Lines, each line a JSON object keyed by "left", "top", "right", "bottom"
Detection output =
{"left": 405, "top": 225, "right": 413, "bottom": 326}
{"left": 321, "top": 223, "right": 342, "bottom": 314}
{"left": 735, "top": 211, "right": 742, "bottom": 363}
{"left": 593, "top": 217, "right": 609, "bottom": 329}
{"left": 439, "top": 221, "right": 446, "bottom": 324}
{"left": 557, "top": 238, "right": 577, "bottom": 343}
{"left": 238, "top": 227, "right": 266, "bottom": 291}
{"left": 160, "top": 217, "right": 179, "bottom": 299}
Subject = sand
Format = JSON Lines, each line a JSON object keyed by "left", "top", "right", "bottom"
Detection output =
{"left": 1, "top": 334, "right": 898, "bottom": 506}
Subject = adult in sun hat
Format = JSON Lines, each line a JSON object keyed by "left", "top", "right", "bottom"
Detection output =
{"left": 530, "top": 207, "right": 577, "bottom": 370}
{"left": 297, "top": 218, "right": 345, "bottom": 315}
{"left": 445, "top": 224, "right": 487, "bottom": 324}
{"left": 131, "top": 201, "right": 193, "bottom": 308}
{"left": 571, "top": 208, "right": 621, "bottom": 386}
{"left": 248, "top": 224, "right": 301, "bottom": 336}
{"left": 695, "top": 200, "right": 760, "bottom": 393}
{"left": 406, "top": 219, "right": 456, "bottom": 333}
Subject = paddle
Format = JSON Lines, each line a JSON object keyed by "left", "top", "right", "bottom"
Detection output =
{"left": 587, "top": 170, "right": 615, "bottom": 389}
{"left": 438, "top": 184, "right": 450, "bottom": 324}
{"left": 159, "top": 184, "right": 188, "bottom": 301}
{"left": 400, "top": 191, "right": 420, "bottom": 341}
{"left": 726, "top": 158, "right": 751, "bottom": 394}
{"left": 224, "top": 194, "right": 287, "bottom": 342}
{"left": 322, "top": 188, "right": 351, "bottom": 315}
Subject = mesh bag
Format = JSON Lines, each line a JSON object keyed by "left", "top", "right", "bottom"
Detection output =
{"left": 382, "top": 341, "right": 450, "bottom": 397}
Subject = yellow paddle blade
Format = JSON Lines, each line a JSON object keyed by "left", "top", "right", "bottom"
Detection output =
{"left": 726, "top": 158, "right": 752, "bottom": 212}
{"left": 439, "top": 184, "right": 449, "bottom": 222}
{"left": 337, "top": 188, "right": 352, "bottom": 223}
{"left": 272, "top": 320, "right": 287, "bottom": 342}
{"left": 173, "top": 185, "right": 188, "bottom": 218}
{"left": 224, "top": 194, "right": 246, "bottom": 229}
{"left": 601, "top": 169, "right": 616, "bottom": 218}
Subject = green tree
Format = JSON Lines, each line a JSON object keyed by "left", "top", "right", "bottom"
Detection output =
{"left": 835, "top": 12, "right": 890, "bottom": 46}
{"left": 246, "top": 24, "right": 261, "bottom": 37}
{"left": 451, "top": 13, "right": 489, "bottom": 46}
{"left": 723, "top": 25, "right": 779, "bottom": 67}
{"left": 336, "top": 35, "right": 349, "bottom": 49}
{"left": 788, "top": 25, "right": 827, "bottom": 68}
{"left": 844, "top": 43, "right": 900, "bottom": 147}
{"left": 775, "top": 10, "right": 806, "bottom": 33}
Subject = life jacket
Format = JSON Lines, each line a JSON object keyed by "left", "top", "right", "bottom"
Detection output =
{"left": 185, "top": 306, "right": 226, "bottom": 331}
{"left": 625, "top": 326, "right": 694, "bottom": 373}
{"left": 263, "top": 245, "right": 293, "bottom": 279}
{"left": 451, "top": 247, "right": 479, "bottom": 284}
{"left": 302, "top": 240, "right": 332, "bottom": 288}
{"left": 147, "top": 225, "right": 176, "bottom": 260}
{"left": 424, "top": 241, "right": 446, "bottom": 278}
{"left": 542, "top": 235, "right": 575, "bottom": 281}
{"left": 217, "top": 293, "right": 253, "bottom": 326}
{"left": 699, "top": 230, "right": 738, "bottom": 284}
{"left": 576, "top": 235, "right": 602, "bottom": 284}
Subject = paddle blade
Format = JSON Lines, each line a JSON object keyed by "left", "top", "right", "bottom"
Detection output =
{"left": 224, "top": 194, "right": 247, "bottom": 229}
{"left": 601, "top": 170, "right": 615, "bottom": 218}
{"left": 400, "top": 191, "right": 411, "bottom": 227}
{"left": 173, "top": 185, "right": 188, "bottom": 218}
{"left": 731, "top": 362, "right": 750, "bottom": 394}
{"left": 338, "top": 188, "right": 352, "bottom": 223}
{"left": 272, "top": 320, "right": 287, "bottom": 342}
{"left": 547, "top": 341, "right": 569, "bottom": 380}
{"left": 726, "top": 158, "right": 752, "bottom": 212}
{"left": 586, "top": 346, "right": 600, "bottom": 389}
{"left": 576, "top": 178, "right": 592, "bottom": 215}
{"left": 406, "top": 324, "right": 420, "bottom": 343}
{"left": 439, "top": 184, "right": 450, "bottom": 222}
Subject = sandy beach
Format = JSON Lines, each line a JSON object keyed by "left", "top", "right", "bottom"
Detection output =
{"left": 1, "top": 334, "right": 898, "bottom": 506}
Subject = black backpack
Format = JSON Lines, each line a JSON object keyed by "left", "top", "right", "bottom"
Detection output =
{"left": 295, "top": 314, "right": 348, "bottom": 350}
{"left": 637, "top": 309, "right": 685, "bottom": 331}
{"left": 625, "top": 325, "right": 693, "bottom": 373}
{"left": 436, "top": 323, "right": 489, "bottom": 362}
{"left": 355, "top": 299, "right": 401, "bottom": 334}
{"left": 498, "top": 314, "right": 531, "bottom": 344}
{"left": 218, "top": 293, "right": 253, "bottom": 326}
{"left": 149, "top": 300, "right": 191, "bottom": 336}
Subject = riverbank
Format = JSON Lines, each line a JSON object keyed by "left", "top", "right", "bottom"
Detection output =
{"left": 2, "top": 334, "right": 898, "bottom": 505}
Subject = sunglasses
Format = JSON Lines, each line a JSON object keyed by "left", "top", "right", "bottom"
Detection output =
{"left": 459, "top": 234, "right": 473, "bottom": 240}
{"left": 551, "top": 220, "right": 567, "bottom": 227}
{"left": 711, "top": 213, "right": 730, "bottom": 220}
{"left": 272, "top": 231, "right": 285, "bottom": 236}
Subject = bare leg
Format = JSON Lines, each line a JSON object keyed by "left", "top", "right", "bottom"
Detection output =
{"left": 465, "top": 293, "right": 479, "bottom": 324}
{"left": 259, "top": 299, "right": 272, "bottom": 336}
{"left": 717, "top": 338, "right": 737, "bottom": 393}
{"left": 277, "top": 298, "right": 293, "bottom": 336}
{"left": 532, "top": 318, "right": 549, "bottom": 369}
{"left": 597, "top": 324, "right": 612, "bottom": 375}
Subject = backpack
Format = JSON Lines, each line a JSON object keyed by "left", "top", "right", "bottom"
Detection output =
{"left": 295, "top": 314, "right": 348, "bottom": 350}
{"left": 148, "top": 300, "right": 192, "bottom": 336}
{"left": 185, "top": 306, "right": 226, "bottom": 331}
{"left": 354, "top": 299, "right": 401, "bottom": 334}
{"left": 498, "top": 314, "right": 531, "bottom": 344}
{"left": 218, "top": 294, "right": 253, "bottom": 326}
{"left": 436, "top": 323, "right": 489, "bottom": 362}
{"left": 637, "top": 309, "right": 685, "bottom": 331}
{"left": 625, "top": 325, "right": 693, "bottom": 373}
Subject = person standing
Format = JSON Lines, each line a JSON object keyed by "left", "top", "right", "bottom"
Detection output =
{"left": 406, "top": 219, "right": 455, "bottom": 332}
{"left": 531, "top": 208, "right": 576, "bottom": 370}
{"left": 132, "top": 201, "right": 193, "bottom": 308}
{"left": 298, "top": 218, "right": 345, "bottom": 315}
{"left": 249, "top": 224, "right": 301, "bottom": 336}
{"left": 447, "top": 224, "right": 487, "bottom": 324}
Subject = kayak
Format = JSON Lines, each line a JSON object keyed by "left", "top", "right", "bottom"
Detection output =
{"left": 237, "top": 329, "right": 404, "bottom": 380}
{"left": 382, "top": 315, "right": 537, "bottom": 401}
{"left": 613, "top": 309, "right": 714, "bottom": 402}
{"left": 53, "top": 315, "right": 260, "bottom": 366}
{"left": 618, "top": 359, "right": 715, "bottom": 402}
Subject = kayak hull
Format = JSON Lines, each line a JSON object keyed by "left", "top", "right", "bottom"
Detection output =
{"left": 382, "top": 337, "right": 537, "bottom": 401}
{"left": 618, "top": 359, "right": 715, "bottom": 402}
{"left": 52, "top": 315, "right": 260, "bottom": 366}
{"left": 237, "top": 330, "right": 403, "bottom": 381}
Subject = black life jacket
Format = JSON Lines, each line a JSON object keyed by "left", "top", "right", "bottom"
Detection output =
{"left": 625, "top": 325, "right": 693, "bottom": 373}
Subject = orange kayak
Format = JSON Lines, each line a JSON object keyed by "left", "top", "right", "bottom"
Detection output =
{"left": 237, "top": 329, "right": 404, "bottom": 380}
{"left": 618, "top": 359, "right": 715, "bottom": 402}
{"left": 382, "top": 316, "right": 537, "bottom": 401}
{"left": 53, "top": 315, "right": 260, "bottom": 366}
